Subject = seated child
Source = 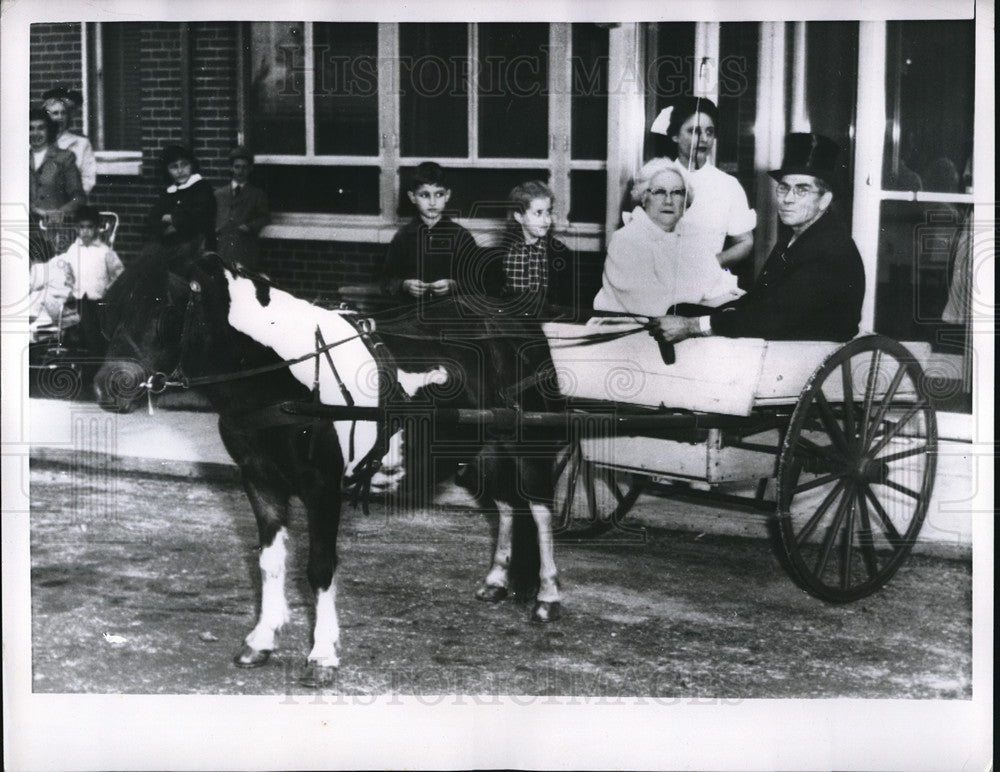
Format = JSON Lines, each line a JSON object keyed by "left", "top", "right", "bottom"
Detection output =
{"left": 380, "top": 162, "right": 479, "bottom": 304}
{"left": 488, "top": 180, "right": 579, "bottom": 317}
{"left": 29, "top": 205, "right": 124, "bottom": 346}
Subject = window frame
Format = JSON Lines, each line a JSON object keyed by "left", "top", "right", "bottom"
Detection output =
{"left": 246, "top": 21, "right": 606, "bottom": 250}
{"left": 85, "top": 23, "right": 143, "bottom": 176}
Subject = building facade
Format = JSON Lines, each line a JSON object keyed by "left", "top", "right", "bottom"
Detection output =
{"left": 29, "top": 18, "right": 985, "bottom": 411}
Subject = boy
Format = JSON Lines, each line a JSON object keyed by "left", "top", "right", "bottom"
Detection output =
{"left": 492, "top": 180, "right": 579, "bottom": 317}
{"left": 380, "top": 162, "right": 479, "bottom": 303}
{"left": 29, "top": 205, "right": 123, "bottom": 348}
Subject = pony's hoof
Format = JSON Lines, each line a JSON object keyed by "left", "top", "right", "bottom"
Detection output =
{"left": 233, "top": 645, "right": 270, "bottom": 668}
{"left": 530, "top": 600, "right": 562, "bottom": 624}
{"left": 299, "top": 661, "right": 338, "bottom": 688}
{"left": 475, "top": 584, "right": 508, "bottom": 603}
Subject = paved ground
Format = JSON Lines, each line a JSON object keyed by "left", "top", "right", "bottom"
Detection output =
{"left": 29, "top": 461, "right": 972, "bottom": 699}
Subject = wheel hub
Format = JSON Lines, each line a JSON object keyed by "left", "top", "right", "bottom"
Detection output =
{"left": 856, "top": 455, "right": 887, "bottom": 483}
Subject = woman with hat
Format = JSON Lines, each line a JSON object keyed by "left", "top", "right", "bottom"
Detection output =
{"left": 147, "top": 145, "right": 217, "bottom": 251}
{"left": 649, "top": 96, "right": 756, "bottom": 270}
{"left": 43, "top": 87, "right": 97, "bottom": 196}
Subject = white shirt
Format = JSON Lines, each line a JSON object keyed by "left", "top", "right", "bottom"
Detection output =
{"left": 675, "top": 163, "right": 757, "bottom": 258}
{"left": 51, "top": 238, "right": 124, "bottom": 300}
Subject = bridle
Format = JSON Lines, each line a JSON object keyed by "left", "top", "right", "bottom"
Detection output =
{"left": 113, "top": 279, "right": 368, "bottom": 396}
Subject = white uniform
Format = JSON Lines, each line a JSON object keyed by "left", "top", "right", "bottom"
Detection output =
{"left": 674, "top": 163, "right": 757, "bottom": 258}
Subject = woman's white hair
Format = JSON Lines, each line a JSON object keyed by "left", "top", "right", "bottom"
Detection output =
{"left": 630, "top": 157, "right": 695, "bottom": 206}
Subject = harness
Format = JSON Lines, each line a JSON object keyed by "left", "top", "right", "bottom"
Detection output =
{"left": 115, "top": 278, "right": 653, "bottom": 511}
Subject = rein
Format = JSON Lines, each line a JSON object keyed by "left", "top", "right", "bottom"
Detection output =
{"left": 139, "top": 285, "right": 367, "bottom": 395}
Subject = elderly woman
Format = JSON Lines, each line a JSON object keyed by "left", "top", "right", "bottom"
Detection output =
{"left": 593, "top": 157, "right": 743, "bottom": 317}
{"left": 650, "top": 96, "right": 756, "bottom": 269}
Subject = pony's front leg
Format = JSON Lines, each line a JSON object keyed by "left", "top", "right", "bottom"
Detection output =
{"left": 475, "top": 502, "right": 514, "bottom": 603}
{"left": 298, "top": 458, "right": 343, "bottom": 688}
{"left": 528, "top": 501, "right": 561, "bottom": 623}
{"left": 235, "top": 525, "right": 291, "bottom": 667}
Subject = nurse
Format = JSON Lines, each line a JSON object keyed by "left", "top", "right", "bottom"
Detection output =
{"left": 650, "top": 96, "right": 756, "bottom": 269}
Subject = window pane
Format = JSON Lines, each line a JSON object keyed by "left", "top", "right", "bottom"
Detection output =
{"left": 256, "top": 165, "right": 379, "bottom": 214}
{"left": 400, "top": 23, "right": 468, "bottom": 158}
{"left": 397, "top": 167, "right": 548, "bottom": 219}
{"left": 478, "top": 23, "right": 549, "bottom": 159}
{"left": 314, "top": 23, "right": 379, "bottom": 156}
{"left": 874, "top": 200, "right": 972, "bottom": 410}
{"left": 95, "top": 23, "right": 143, "bottom": 150}
{"left": 883, "top": 21, "right": 974, "bottom": 193}
{"left": 646, "top": 22, "right": 695, "bottom": 160}
{"left": 249, "top": 22, "right": 306, "bottom": 155}
{"left": 804, "top": 21, "right": 858, "bottom": 224}
{"left": 568, "top": 170, "right": 606, "bottom": 223}
{"left": 718, "top": 22, "right": 758, "bottom": 199}
{"left": 571, "top": 24, "right": 608, "bottom": 161}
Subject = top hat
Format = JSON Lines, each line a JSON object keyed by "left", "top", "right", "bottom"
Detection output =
{"left": 768, "top": 133, "right": 841, "bottom": 187}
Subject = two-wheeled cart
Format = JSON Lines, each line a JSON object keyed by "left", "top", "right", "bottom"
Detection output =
{"left": 541, "top": 320, "right": 937, "bottom": 603}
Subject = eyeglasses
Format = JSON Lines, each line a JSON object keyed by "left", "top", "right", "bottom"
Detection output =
{"left": 647, "top": 188, "right": 687, "bottom": 199}
{"left": 775, "top": 183, "right": 823, "bottom": 199}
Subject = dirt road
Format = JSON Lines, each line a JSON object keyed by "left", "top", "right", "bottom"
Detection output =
{"left": 29, "top": 463, "right": 971, "bottom": 698}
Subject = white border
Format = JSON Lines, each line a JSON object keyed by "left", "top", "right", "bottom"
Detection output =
{"left": 2, "top": 1, "right": 992, "bottom": 770}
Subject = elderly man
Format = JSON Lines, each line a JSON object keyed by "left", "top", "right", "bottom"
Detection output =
{"left": 654, "top": 133, "right": 864, "bottom": 343}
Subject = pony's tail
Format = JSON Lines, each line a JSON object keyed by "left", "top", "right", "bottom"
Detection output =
{"left": 509, "top": 509, "right": 540, "bottom": 600}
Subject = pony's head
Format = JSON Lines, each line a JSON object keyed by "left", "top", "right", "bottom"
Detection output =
{"left": 94, "top": 243, "right": 227, "bottom": 412}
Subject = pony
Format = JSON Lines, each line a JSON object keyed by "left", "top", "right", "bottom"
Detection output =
{"left": 94, "top": 244, "right": 565, "bottom": 685}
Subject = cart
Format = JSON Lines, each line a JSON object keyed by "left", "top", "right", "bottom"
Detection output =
{"left": 541, "top": 319, "right": 937, "bottom": 603}
{"left": 276, "top": 311, "right": 938, "bottom": 604}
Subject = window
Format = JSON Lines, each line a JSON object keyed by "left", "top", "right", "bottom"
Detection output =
{"left": 248, "top": 22, "right": 382, "bottom": 215}
{"left": 247, "top": 22, "right": 609, "bottom": 244}
{"left": 86, "top": 22, "right": 143, "bottom": 174}
{"left": 873, "top": 20, "right": 975, "bottom": 411}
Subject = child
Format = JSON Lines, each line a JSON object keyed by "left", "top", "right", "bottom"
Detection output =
{"left": 29, "top": 205, "right": 123, "bottom": 347}
{"left": 147, "top": 144, "right": 217, "bottom": 251}
{"left": 494, "top": 180, "right": 578, "bottom": 316}
{"left": 380, "top": 162, "right": 479, "bottom": 302}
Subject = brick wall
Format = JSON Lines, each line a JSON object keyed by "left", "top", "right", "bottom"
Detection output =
{"left": 29, "top": 20, "right": 392, "bottom": 306}
{"left": 29, "top": 22, "right": 82, "bottom": 110}
{"left": 29, "top": 22, "right": 602, "bottom": 309}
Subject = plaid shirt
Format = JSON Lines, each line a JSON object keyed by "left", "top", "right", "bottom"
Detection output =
{"left": 503, "top": 238, "right": 549, "bottom": 295}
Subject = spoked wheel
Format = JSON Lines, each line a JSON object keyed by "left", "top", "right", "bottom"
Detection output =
{"left": 776, "top": 335, "right": 937, "bottom": 602}
{"left": 552, "top": 440, "right": 645, "bottom": 537}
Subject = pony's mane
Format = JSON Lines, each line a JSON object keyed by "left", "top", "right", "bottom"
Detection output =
{"left": 102, "top": 243, "right": 207, "bottom": 338}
